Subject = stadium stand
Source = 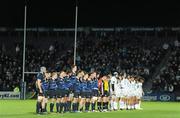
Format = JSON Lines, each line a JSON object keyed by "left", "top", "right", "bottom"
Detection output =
{"left": 0, "top": 28, "right": 180, "bottom": 94}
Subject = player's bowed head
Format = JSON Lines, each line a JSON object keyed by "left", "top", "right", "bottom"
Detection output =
{"left": 40, "top": 66, "right": 47, "bottom": 74}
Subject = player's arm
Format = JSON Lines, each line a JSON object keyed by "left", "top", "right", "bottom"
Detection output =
{"left": 110, "top": 78, "right": 115, "bottom": 94}
{"left": 111, "top": 83, "right": 115, "bottom": 92}
{"left": 37, "top": 79, "right": 43, "bottom": 93}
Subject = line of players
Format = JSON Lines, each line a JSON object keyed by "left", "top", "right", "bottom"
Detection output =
{"left": 36, "top": 66, "right": 144, "bottom": 114}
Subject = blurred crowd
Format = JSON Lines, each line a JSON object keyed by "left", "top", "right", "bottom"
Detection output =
{"left": 152, "top": 46, "right": 180, "bottom": 93}
{"left": 0, "top": 31, "right": 180, "bottom": 94}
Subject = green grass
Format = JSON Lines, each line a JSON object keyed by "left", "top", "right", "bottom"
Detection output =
{"left": 0, "top": 100, "right": 180, "bottom": 118}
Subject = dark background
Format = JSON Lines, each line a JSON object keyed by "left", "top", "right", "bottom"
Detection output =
{"left": 0, "top": 0, "right": 180, "bottom": 27}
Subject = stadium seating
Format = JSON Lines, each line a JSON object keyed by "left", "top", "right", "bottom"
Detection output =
{"left": 0, "top": 30, "right": 180, "bottom": 93}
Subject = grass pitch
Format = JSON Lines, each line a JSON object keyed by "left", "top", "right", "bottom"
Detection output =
{"left": 0, "top": 100, "right": 180, "bottom": 118}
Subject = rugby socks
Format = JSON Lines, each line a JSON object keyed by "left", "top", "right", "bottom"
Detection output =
{"left": 105, "top": 102, "right": 108, "bottom": 110}
{"left": 64, "top": 102, "right": 68, "bottom": 113}
{"left": 127, "top": 105, "right": 131, "bottom": 110}
{"left": 72, "top": 103, "right": 76, "bottom": 112}
{"left": 76, "top": 102, "right": 79, "bottom": 111}
{"left": 50, "top": 103, "right": 54, "bottom": 112}
{"left": 97, "top": 102, "right": 102, "bottom": 111}
{"left": 67, "top": 101, "right": 71, "bottom": 112}
{"left": 41, "top": 108, "right": 45, "bottom": 113}
{"left": 102, "top": 102, "right": 106, "bottom": 110}
{"left": 113, "top": 102, "right": 118, "bottom": 110}
{"left": 36, "top": 101, "right": 41, "bottom": 114}
{"left": 110, "top": 100, "right": 114, "bottom": 110}
{"left": 85, "top": 102, "right": 90, "bottom": 111}
{"left": 45, "top": 103, "right": 47, "bottom": 112}
{"left": 59, "top": 103, "right": 63, "bottom": 113}
{"left": 91, "top": 103, "right": 95, "bottom": 111}
{"left": 56, "top": 103, "right": 59, "bottom": 112}
{"left": 119, "top": 100, "right": 124, "bottom": 109}
{"left": 80, "top": 107, "right": 83, "bottom": 112}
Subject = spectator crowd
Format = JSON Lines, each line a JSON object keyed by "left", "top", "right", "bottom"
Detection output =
{"left": 0, "top": 31, "right": 180, "bottom": 94}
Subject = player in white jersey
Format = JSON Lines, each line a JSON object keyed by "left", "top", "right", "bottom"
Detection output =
{"left": 114, "top": 75, "right": 122, "bottom": 110}
{"left": 135, "top": 77, "right": 144, "bottom": 109}
{"left": 126, "top": 75, "right": 134, "bottom": 110}
{"left": 117, "top": 74, "right": 125, "bottom": 110}
{"left": 120, "top": 73, "right": 129, "bottom": 110}
{"left": 110, "top": 72, "right": 118, "bottom": 111}
{"left": 129, "top": 76, "right": 136, "bottom": 109}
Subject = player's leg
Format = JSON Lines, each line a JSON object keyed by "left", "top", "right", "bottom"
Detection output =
{"left": 56, "top": 90, "right": 61, "bottom": 113}
{"left": 97, "top": 95, "right": 102, "bottom": 112}
{"left": 85, "top": 92, "right": 91, "bottom": 112}
{"left": 91, "top": 90, "right": 98, "bottom": 112}
{"left": 43, "top": 91, "right": 48, "bottom": 113}
{"left": 79, "top": 92, "right": 85, "bottom": 112}
{"left": 67, "top": 91, "right": 71, "bottom": 112}
{"left": 59, "top": 95, "right": 65, "bottom": 113}
{"left": 49, "top": 90, "right": 56, "bottom": 112}
{"left": 42, "top": 96, "right": 48, "bottom": 113}
{"left": 119, "top": 97, "right": 123, "bottom": 110}
{"left": 110, "top": 95, "right": 113, "bottom": 111}
{"left": 66, "top": 92, "right": 73, "bottom": 112}
{"left": 55, "top": 90, "right": 60, "bottom": 113}
{"left": 36, "top": 95, "right": 43, "bottom": 114}
{"left": 72, "top": 92, "right": 79, "bottom": 112}
{"left": 63, "top": 91, "right": 68, "bottom": 113}
{"left": 102, "top": 92, "right": 108, "bottom": 112}
{"left": 119, "top": 89, "right": 123, "bottom": 110}
{"left": 136, "top": 93, "right": 142, "bottom": 109}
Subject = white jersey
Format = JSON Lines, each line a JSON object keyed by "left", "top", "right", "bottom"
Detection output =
{"left": 130, "top": 80, "right": 136, "bottom": 96}
{"left": 121, "top": 78, "right": 129, "bottom": 89}
{"left": 136, "top": 82, "right": 143, "bottom": 98}
{"left": 110, "top": 76, "right": 117, "bottom": 95}
{"left": 115, "top": 79, "right": 121, "bottom": 97}
{"left": 137, "top": 82, "right": 143, "bottom": 91}
{"left": 110, "top": 76, "right": 117, "bottom": 85}
{"left": 121, "top": 78, "right": 130, "bottom": 97}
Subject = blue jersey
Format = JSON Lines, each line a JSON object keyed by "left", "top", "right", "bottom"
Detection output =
{"left": 74, "top": 79, "right": 81, "bottom": 92}
{"left": 87, "top": 80, "right": 93, "bottom": 92}
{"left": 91, "top": 79, "right": 98, "bottom": 90}
{"left": 41, "top": 79, "right": 49, "bottom": 91}
{"left": 36, "top": 73, "right": 44, "bottom": 81}
{"left": 56, "top": 77, "right": 64, "bottom": 90}
{"left": 70, "top": 75, "right": 78, "bottom": 91}
{"left": 81, "top": 80, "right": 91, "bottom": 92}
{"left": 64, "top": 77, "right": 73, "bottom": 91}
{"left": 49, "top": 79, "right": 57, "bottom": 90}
{"left": 70, "top": 75, "right": 77, "bottom": 85}
{"left": 59, "top": 77, "right": 69, "bottom": 91}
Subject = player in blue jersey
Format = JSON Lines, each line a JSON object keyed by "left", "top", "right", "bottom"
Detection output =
{"left": 66, "top": 69, "right": 77, "bottom": 113}
{"left": 36, "top": 66, "right": 46, "bottom": 114}
{"left": 78, "top": 72, "right": 88, "bottom": 112}
{"left": 56, "top": 71, "right": 66, "bottom": 113}
{"left": 57, "top": 71, "right": 67, "bottom": 113}
{"left": 41, "top": 71, "right": 51, "bottom": 113}
{"left": 65, "top": 65, "right": 78, "bottom": 113}
{"left": 90, "top": 72, "right": 99, "bottom": 112}
{"left": 49, "top": 72, "right": 58, "bottom": 112}
{"left": 58, "top": 71, "right": 71, "bottom": 113}
{"left": 72, "top": 71, "right": 82, "bottom": 112}
{"left": 85, "top": 76, "right": 93, "bottom": 112}
{"left": 63, "top": 71, "right": 72, "bottom": 113}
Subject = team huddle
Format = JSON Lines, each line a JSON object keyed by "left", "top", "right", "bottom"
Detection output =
{"left": 36, "top": 66, "right": 144, "bottom": 114}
